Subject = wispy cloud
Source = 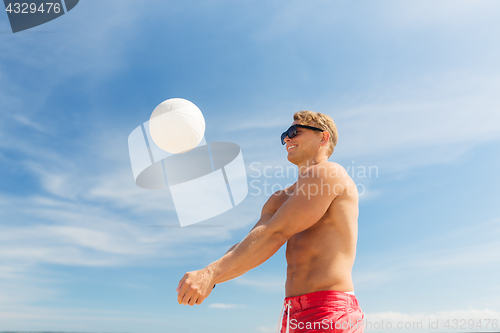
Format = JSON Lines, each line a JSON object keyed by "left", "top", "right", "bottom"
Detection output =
{"left": 334, "top": 72, "right": 500, "bottom": 158}
{"left": 0, "top": 124, "right": 242, "bottom": 269}
{"left": 10, "top": 114, "right": 50, "bottom": 134}
{"left": 224, "top": 117, "right": 290, "bottom": 132}
{"left": 0, "top": 197, "right": 234, "bottom": 267}
{"left": 251, "top": 0, "right": 500, "bottom": 44}
{"left": 233, "top": 275, "right": 285, "bottom": 293}
{"left": 355, "top": 218, "right": 500, "bottom": 290}
{"left": 214, "top": 70, "right": 500, "bottom": 178}
{"left": 358, "top": 188, "right": 383, "bottom": 202}
{"left": 208, "top": 303, "right": 246, "bottom": 309}
{"left": 378, "top": 0, "right": 500, "bottom": 30}
{"left": 0, "top": 303, "right": 171, "bottom": 332}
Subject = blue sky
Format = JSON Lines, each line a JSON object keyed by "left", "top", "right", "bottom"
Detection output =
{"left": 1, "top": 0, "right": 500, "bottom": 332}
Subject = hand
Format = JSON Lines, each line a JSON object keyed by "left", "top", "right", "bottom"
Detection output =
{"left": 176, "top": 268, "right": 215, "bottom": 306}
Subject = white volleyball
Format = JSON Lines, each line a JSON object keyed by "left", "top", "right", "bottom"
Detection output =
{"left": 149, "top": 98, "right": 205, "bottom": 154}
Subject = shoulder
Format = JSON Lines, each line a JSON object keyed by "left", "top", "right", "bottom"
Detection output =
{"left": 300, "top": 162, "right": 348, "bottom": 182}
{"left": 298, "top": 162, "right": 355, "bottom": 198}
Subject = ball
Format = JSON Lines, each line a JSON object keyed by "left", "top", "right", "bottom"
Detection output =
{"left": 149, "top": 98, "right": 206, "bottom": 154}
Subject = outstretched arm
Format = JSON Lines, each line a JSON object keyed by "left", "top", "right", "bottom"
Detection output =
{"left": 176, "top": 165, "right": 341, "bottom": 305}
{"left": 176, "top": 195, "right": 277, "bottom": 305}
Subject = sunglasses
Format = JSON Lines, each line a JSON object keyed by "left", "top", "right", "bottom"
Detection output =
{"left": 281, "top": 124, "right": 325, "bottom": 145}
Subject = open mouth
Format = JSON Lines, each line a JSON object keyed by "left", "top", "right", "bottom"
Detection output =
{"left": 287, "top": 145, "right": 297, "bottom": 151}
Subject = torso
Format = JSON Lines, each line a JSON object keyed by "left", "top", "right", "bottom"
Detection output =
{"left": 271, "top": 162, "right": 359, "bottom": 297}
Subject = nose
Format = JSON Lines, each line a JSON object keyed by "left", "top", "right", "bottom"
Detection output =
{"left": 284, "top": 135, "right": 292, "bottom": 144}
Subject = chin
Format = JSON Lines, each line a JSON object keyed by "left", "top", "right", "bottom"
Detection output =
{"left": 287, "top": 154, "right": 299, "bottom": 165}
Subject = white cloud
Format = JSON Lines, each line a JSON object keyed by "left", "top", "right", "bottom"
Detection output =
{"left": 358, "top": 188, "right": 382, "bottom": 202}
{"left": 378, "top": 0, "right": 500, "bottom": 30}
{"left": 412, "top": 241, "right": 500, "bottom": 270}
{"left": 0, "top": 204, "right": 234, "bottom": 267}
{"left": 10, "top": 114, "right": 50, "bottom": 134}
{"left": 225, "top": 117, "right": 290, "bottom": 132}
{"left": 208, "top": 303, "right": 246, "bottom": 309}
{"left": 274, "top": 72, "right": 500, "bottom": 174}
{"left": 0, "top": 303, "right": 170, "bottom": 332}
{"left": 216, "top": 70, "right": 500, "bottom": 176}
{"left": 251, "top": 0, "right": 349, "bottom": 42}
{"left": 355, "top": 218, "right": 500, "bottom": 290}
{"left": 334, "top": 73, "right": 500, "bottom": 160}
{"left": 252, "top": 0, "right": 500, "bottom": 43}
{"left": 0, "top": 0, "right": 146, "bottom": 78}
{"left": 408, "top": 218, "right": 500, "bottom": 270}
{"left": 0, "top": 138, "right": 237, "bottom": 269}
{"left": 233, "top": 275, "right": 285, "bottom": 293}
{"left": 353, "top": 271, "right": 392, "bottom": 289}
{"left": 0, "top": 96, "right": 263, "bottom": 281}
{"left": 0, "top": 271, "right": 60, "bottom": 308}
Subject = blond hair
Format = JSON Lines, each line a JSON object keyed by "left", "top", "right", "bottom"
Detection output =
{"left": 293, "top": 110, "right": 338, "bottom": 157}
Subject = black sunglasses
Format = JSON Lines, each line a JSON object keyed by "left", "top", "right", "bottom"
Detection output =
{"left": 281, "top": 124, "right": 325, "bottom": 145}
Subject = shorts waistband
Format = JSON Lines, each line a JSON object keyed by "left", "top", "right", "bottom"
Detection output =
{"left": 284, "top": 290, "right": 360, "bottom": 311}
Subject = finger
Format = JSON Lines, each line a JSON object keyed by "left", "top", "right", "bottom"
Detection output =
{"left": 177, "top": 278, "right": 191, "bottom": 304}
{"left": 188, "top": 294, "right": 198, "bottom": 306}
{"left": 176, "top": 274, "right": 188, "bottom": 292}
{"left": 177, "top": 288, "right": 185, "bottom": 304}
{"left": 177, "top": 283, "right": 190, "bottom": 304}
{"left": 181, "top": 288, "right": 196, "bottom": 305}
{"left": 195, "top": 296, "right": 204, "bottom": 305}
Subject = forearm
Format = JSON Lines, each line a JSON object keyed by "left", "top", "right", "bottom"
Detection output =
{"left": 206, "top": 244, "right": 241, "bottom": 284}
{"left": 216, "top": 244, "right": 240, "bottom": 282}
{"left": 206, "top": 225, "right": 287, "bottom": 284}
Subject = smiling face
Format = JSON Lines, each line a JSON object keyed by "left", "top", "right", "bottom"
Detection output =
{"left": 284, "top": 120, "right": 328, "bottom": 165}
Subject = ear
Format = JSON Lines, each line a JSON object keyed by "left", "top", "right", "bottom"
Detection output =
{"left": 321, "top": 131, "right": 330, "bottom": 145}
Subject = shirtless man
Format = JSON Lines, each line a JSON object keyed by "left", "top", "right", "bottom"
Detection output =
{"left": 177, "top": 111, "right": 364, "bottom": 333}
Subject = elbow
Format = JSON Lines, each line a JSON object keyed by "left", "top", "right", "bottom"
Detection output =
{"left": 271, "top": 231, "right": 290, "bottom": 245}
{"left": 258, "top": 224, "right": 289, "bottom": 246}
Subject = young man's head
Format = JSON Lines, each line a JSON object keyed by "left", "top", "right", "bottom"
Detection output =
{"left": 282, "top": 111, "right": 338, "bottom": 166}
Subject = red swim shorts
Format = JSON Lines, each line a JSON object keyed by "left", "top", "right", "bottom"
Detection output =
{"left": 280, "top": 290, "right": 365, "bottom": 333}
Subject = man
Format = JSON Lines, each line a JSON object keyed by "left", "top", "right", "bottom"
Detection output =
{"left": 177, "top": 111, "right": 364, "bottom": 333}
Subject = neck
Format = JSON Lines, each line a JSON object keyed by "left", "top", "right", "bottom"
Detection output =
{"left": 296, "top": 154, "right": 328, "bottom": 172}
